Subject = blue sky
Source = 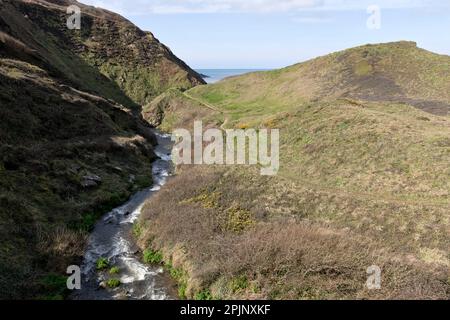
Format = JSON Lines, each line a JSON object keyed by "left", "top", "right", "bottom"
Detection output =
{"left": 79, "top": 0, "right": 450, "bottom": 69}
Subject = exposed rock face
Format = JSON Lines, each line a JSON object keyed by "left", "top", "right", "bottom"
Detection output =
{"left": 0, "top": 0, "right": 203, "bottom": 299}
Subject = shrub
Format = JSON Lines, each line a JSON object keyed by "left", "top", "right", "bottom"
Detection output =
{"left": 106, "top": 279, "right": 121, "bottom": 288}
{"left": 80, "top": 213, "right": 97, "bottom": 231}
{"left": 229, "top": 275, "right": 248, "bottom": 293}
{"left": 39, "top": 274, "right": 68, "bottom": 299}
{"left": 143, "top": 249, "right": 163, "bottom": 264}
{"left": 96, "top": 257, "right": 109, "bottom": 270}
{"left": 109, "top": 266, "right": 120, "bottom": 275}
{"left": 195, "top": 290, "right": 213, "bottom": 300}
{"left": 226, "top": 207, "right": 253, "bottom": 233}
{"left": 138, "top": 166, "right": 450, "bottom": 300}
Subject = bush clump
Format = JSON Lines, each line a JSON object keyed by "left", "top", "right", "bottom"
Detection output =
{"left": 96, "top": 257, "right": 109, "bottom": 270}
{"left": 143, "top": 249, "right": 163, "bottom": 264}
{"left": 195, "top": 290, "right": 213, "bottom": 300}
{"left": 106, "top": 279, "right": 121, "bottom": 288}
{"left": 109, "top": 266, "right": 120, "bottom": 275}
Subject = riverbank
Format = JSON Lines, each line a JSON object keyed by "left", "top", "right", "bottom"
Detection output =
{"left": 72, "top": 132, "right": 177, "bottom": 300}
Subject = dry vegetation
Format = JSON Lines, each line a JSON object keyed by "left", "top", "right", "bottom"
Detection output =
{"left": 141, "top": 41, "right": 450, "bottom": 300}
{"left": 0, "top": 0, "right": 206, "bottom": 299}
{"left": 0, "top": 59, "right": 157, "bottom": 299}
{"left": 138, "top": 165, "right": 449, "bottom": 300}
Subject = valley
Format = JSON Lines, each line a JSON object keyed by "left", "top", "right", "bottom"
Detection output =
{"left": 140, "top": 41, "right": 450, "bottom": 300}
{"left": 0, "top": 0, "right": 201, "bottom": 299}
{"left": 0, "top": 0, "right": 448, "bottom": 301}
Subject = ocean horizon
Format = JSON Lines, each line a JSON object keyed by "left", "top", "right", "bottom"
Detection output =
{"left": 195, "top": 69, "right": 269, "bottom": 84}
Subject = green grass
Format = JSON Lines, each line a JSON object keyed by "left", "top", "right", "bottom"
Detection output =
{"left": 96, "top": 257, "right": 109, "bottom": 270}
{"left": 132, "top": 222, "right": 143, "bottom": 238}
{"left": 195, "top": 290, "right": 213, "bottom": 300}
{"left": 165, "top": 263, "right": 185, "bottom": 281}
{"left": 140, "top": 41, "right": 450, "bottom": 300}
{"left": 143, "top": 249, "right": 163, "bottom": 264}
{"left": 106, "top": 279, "right": 121, "bottom": 288}
{"left": 184, "top": 83, "right": 450, "bottom": 204}
{"left": 229, "top": 276, "right": 249, "bottom": 293}
{"left": 187, "top": 41, "right": 450, "bottom": 125}
{"left": 178, "top": 282, "right": 187, "bottom": 299}
{"left": 38, "top": 274, "right": 68, "bottom": 300}
{"left": 164, "top": 262, "right": 189, "bottom": 299}
{"left": 354, "top": 60, "right": 373, "bottom": 76}
{"left": 109, "top": 266, "right": 120, "bottom": 275}
{"left": 79, "top": 213, "right": 97, "bottom": 232}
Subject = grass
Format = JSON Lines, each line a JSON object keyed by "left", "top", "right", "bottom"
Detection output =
{"left": 143, "top": 249, "right": 163, "bottom": 264}
{"left": 229, "top": 276, "right": 249, "bottom": 293}
{"left": 141, "top": 252, "right": 190, "bottom": 299}
{"left": 137, "top": 165, "right": 449, "bottom": 299}
{"left": 109, "top": 267, "right": 120, "bottom": 275}
{"left": 38, "top": 274, "right": 68, "bottom": 300}
{"left": 106, "top": 279, "right": 121, "bottom": 288}
{"left": 132, "top": 222, "right": 143, "bottom": 238}
{"left": 96, "top": 258, "right": 109, "bottom": 270}
{"left": 0, "top": 58, "right": 160, "bottom": 298}
{"left": 195, "top": 290, "right": 213, "bottom": 301}
{"left": 140, "top": 42, "right": 450, "bottom": 300}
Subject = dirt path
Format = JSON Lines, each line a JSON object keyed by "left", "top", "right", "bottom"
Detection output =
{"left": 183, "top": 91, "right": 230, "bottom": 130}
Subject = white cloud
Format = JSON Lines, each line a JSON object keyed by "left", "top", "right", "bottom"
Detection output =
{"left": 78, "top": 0, "right": 450, "bottom": 15}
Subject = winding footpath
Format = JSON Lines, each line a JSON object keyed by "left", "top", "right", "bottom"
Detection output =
{"left": 183, "top": 91, "right": 230, "bottom": 130}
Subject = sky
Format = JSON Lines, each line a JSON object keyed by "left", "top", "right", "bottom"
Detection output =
{"left": 78, "top": 0, "right": 450, "bottom": 69}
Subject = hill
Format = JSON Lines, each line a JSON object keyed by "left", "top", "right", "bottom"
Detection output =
{"left": 0, "top": 0, "right": 203, "bottom": 298}
{"left": 140, "top": 42, "right": 450, "bottom": 299}
{"left": 0, "top": 0, "right": 204, "bottom": 108}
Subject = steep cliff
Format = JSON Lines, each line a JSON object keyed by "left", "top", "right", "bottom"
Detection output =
{"left": 0, "top": 0, "right": 203, "bottom": 299}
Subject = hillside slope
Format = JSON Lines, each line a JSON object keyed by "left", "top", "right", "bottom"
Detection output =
{"left": 141, "top": 42, "right": 450, "bottom": 299}
{"left": 0, "top": 58, "right": 159, "bottom": 299}
{"left": 0, "top": 0, "right": 204, "bottom": 108}
{"left": 0, "top": 0, "right": 203, "bottom": 299}
{"left": 186, "top": 41, "right": 450, "bottom": 120}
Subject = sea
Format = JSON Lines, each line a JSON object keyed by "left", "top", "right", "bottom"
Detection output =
{"left": 195, "top": 69, "right": 269, "bottom": 84}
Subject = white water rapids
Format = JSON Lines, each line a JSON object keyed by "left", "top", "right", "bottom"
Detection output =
{"left": 72, "top": 132, "right": 176, "bottom": 300}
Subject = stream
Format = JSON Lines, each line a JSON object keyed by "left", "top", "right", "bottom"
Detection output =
{"left": 72, "top": 131, "right": 177, "bottom": 300}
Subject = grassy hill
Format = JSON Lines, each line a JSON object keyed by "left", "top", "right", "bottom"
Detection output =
{"left": 140, "top": 42, "right": 450, "bottom": 299}
{"left": 0, "top": 0, "right": 204, "bottom": 108}
{"left": 188, "top": 41, "right": 450, "bottom": 123}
